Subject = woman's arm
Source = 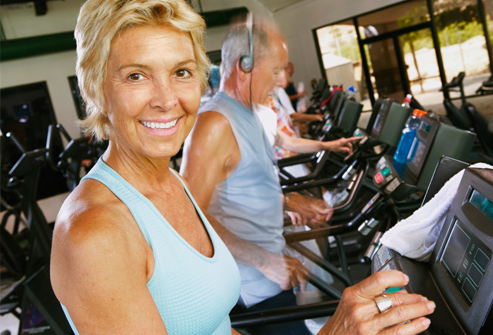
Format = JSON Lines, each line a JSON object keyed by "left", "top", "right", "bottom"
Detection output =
{"left": 275, "top": 130, "right": 359, "bottom": 155}
{"left": 50, "top": 183, "right": 167, "bottom": 335}
{"left": 290, "top": 112, "right": 323, "bottom": 123}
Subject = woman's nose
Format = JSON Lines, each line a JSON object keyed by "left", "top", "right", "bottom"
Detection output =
{"left": 149, "top": 79, "right": 178, "bottom": 111}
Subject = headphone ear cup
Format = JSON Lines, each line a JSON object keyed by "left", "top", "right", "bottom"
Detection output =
{"left": 240, "top": 55, "right": 253, "bottom": 73}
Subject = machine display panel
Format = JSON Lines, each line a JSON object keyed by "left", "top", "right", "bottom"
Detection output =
{"left": 371, "top": 112, "right": 384, "bottom": 137}
{"left": 408, "top": 119, "right": 433, "bottom": 165}
{"left": 469, "top": 189, "right": 493, "bottom": 221}
{"left": 440, "top": 220, "right": 491, "bottom": 306}
{"left": 405, "top": 118, "right": 436, "bottom": 182}
{"left": 408, "top": 139, "right": 426, "bottom": 167}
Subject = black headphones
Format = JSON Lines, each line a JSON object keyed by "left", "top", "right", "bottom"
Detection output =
{"left": 239, "top": 12, "right": 254, "bottom": 73}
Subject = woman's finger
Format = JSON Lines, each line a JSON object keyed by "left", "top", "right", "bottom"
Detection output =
{"left": 343, "top": 292, "right": 428, "bottom": 319}
{"left": 353, "top": 270, "right": 410, "bottom": 298}
{"left": 373, "top": 300, "right": 435, "bottom": 331}
{"left": 378, "top": 317, "right": 431, "bottom": 335}
{"left": 383, "top": 291, "right": 428, "bottom": 309}
{"left": 348, "top": 136, "right": 362, "bottom": 142}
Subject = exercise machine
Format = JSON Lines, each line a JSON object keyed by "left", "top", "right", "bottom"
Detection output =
{"left": 0, "top": 131, "right": 72, "bottom": 335}
{"left": 372, "top": 165, "right": 493, "bottom": 335}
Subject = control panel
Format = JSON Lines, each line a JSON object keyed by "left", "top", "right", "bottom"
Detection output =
{"left": 322, "top": 116, "right": 332, "bottom": 133}
{"left": 373, "top": 156, "right": 403, "bottom": 194}
{"left": 440, "top": 219, "right": 491, "bottom": 306}
{"left": 352, "top": 128, "right": 369, "bottom": 145}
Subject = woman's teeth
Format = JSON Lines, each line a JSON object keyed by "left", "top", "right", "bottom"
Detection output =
{"left": 141, "top": 119, "right": 178, "bottom": 129}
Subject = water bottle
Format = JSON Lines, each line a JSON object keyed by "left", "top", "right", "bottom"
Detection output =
{"left": 392, "top": 108, "right": 426, "bottom": 176}
{"left": 347, "top": 85, "right": 357, "bottom": 100}
{"left": 402, "top": 94, "right": 412, "bottom": 108}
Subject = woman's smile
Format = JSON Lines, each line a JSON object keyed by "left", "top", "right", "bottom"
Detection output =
{"left": 140, "top": 117, "right": 181, "bottom": 136}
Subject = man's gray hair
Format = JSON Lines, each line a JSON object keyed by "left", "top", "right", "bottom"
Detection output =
{"left": 221, "top": 22, "right": 270, "bottom": 78}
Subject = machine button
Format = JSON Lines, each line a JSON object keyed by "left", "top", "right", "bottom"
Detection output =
{"left": 474, "top": 248, "right": 490, "bottom": 271}
{"left": 462, "top": 278, "right": 477, "bottom": 303}
{"left": 386, "top": 179, "right": 399, "bottom": 193}
{"left": 375, "top": 172, "right": 384, "bottom": 184}
{"left": 385, "top": 183, "right": 394, "bottom": 193}
{"left": 382, "top": 167, "right": 390, "bottom": 177}
{"left": 385, "top": 286, "right": 402, "bottom": 293}
{"left": 468, "top": 263, "right": 483, "bottom": 287}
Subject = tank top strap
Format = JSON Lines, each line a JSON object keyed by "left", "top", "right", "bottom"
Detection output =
{"left": 81, "top": 158, "right": 155, "bottom": 244}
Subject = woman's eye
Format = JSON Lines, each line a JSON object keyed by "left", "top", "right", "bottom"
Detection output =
{"left": 128, "top": 73, "right": 144, "bottom": 81}
{"left": 175, "top": 69, "right": 191, "bottom": 78}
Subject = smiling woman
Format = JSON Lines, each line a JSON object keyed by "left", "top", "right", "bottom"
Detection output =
{"left": 102, "top": 24, "right": 201, "bottom": 160}
{"left": 49, "top": 1, "right": 242, "bottom": 334}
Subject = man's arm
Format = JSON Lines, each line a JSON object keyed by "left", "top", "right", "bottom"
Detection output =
{"left": 180, "top": 111, "right": 306, "bottom": 290}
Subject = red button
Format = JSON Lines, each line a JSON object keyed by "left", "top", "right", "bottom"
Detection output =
{"left": 374, "top": 172, "right": 383, "bottom": 183}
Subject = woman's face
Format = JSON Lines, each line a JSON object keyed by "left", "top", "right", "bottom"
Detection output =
{"left": 103, "top": 24, "right": 201, "bottom": 161}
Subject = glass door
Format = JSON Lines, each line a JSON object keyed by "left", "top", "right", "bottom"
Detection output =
{"left": 364, "top": 36, "right": 410, "bottom": 102}
{"left": 399, "top": 28, "right": 441, "bottom": 100}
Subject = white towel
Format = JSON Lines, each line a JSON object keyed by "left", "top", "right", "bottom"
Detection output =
{"left": 380, "top": 163, "right": 493, "bottom": 262}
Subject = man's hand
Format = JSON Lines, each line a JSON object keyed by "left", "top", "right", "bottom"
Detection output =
{"left": 258, "top": 253, "right": 308, "bottom": 291}
{"left": 286, "top": 192, "right": 333, "bottom": 225}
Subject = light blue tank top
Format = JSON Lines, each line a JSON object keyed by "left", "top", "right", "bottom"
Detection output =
{"left": 195, "top": 92, "right": 285, "bottom": 308}
{"left": 61, "top": 159, "right": 241, "bottom": 334}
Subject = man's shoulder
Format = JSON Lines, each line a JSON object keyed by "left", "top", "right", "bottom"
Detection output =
{"left": 190, "top": 111, "right": 235, "bottom": 149}
{"left": 198, "top": 92, "right": 244, "bottom": 117}
{"left": 196, "top": 110, "right": 230, "bottom": 129}
{"left": 198, "top": 92, "right": 227, "bottom": 114}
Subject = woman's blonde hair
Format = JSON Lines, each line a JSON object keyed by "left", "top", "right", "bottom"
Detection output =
{"left": 75, "top": 0, "right": 210, "bottom": 140}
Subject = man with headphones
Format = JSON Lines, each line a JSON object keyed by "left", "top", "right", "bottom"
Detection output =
{"left": 180, "top": 16, "right": 329, "bottom": 334}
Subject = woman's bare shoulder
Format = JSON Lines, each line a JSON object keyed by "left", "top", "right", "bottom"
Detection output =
{"left": 51, "top": 178, "right": 140, "bottom": 271}
{"left": 55, "top": 178, "right": 125, "bottom": 237}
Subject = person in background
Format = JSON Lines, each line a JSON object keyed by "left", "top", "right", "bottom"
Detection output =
{"left": 180, "top": 16, "right": 435, "bottom": 335}
{"left": 50, "top": 1, "right": 241, "bottom": 334}
{"left": 285, "top": 61, "right": 305, "bottom": 110}
{"left": 262, "top": 64, "right": 358, "bottom": 163}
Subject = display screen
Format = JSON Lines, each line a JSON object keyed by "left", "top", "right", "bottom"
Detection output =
{"left": 371, "top": 113, "right": 384, "bottom": 136}
{"left": 442, "top": 223, "right": 470, "bottom": 277}
{"left": 409, "top": 119, "right": 433, "bottom": 166}
{"left": 13, "top": 103, "right": 33, "bottom": 122}
{"left": 469, "top": 189, "right": 493, "bottom": 221}
{"left": 440, "top": 220, "right": 491, "bottom": 306}
{"left": 409, "top": 139, "right": 426, "bottom": 166}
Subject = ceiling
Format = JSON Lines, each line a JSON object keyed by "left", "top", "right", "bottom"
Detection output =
{"left": 256, "top": 0, "right": 306, "bottom": 13}
{"left": 192, "top": 0, "right": 307, "bottom": 13}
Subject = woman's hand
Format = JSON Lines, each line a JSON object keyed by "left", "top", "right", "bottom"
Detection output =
{"left": 324, "top": 136, "right": 361, "bottom": 156}
{"left": 319, "top": 270, "right": 435, "bottom": 335}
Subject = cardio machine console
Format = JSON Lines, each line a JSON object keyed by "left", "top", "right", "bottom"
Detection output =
{"left": 352, "top": 127, "right": 369, "bottom": 145}
{"left": 372, "top": 167, "right": 493, "bottom": 335}
{"left": 372, "top": 155, "right": 411, "bottom": 198}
